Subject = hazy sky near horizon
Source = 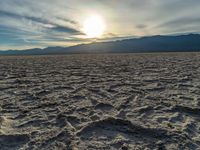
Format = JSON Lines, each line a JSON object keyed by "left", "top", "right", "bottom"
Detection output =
{"left": 0, "top": 0, "right": 200, "bottom": 50}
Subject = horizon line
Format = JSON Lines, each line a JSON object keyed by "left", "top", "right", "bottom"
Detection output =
{"left": 1, "top": 32, "right": 200, "bottom": 51}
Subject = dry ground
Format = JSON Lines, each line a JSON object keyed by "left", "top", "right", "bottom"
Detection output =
{"left": 0, "top": 53, "right": 200, "bottom": 150}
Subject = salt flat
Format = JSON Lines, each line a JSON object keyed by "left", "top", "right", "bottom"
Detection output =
{"left": 0, "top": 53, "right": 200, "bottom": 150}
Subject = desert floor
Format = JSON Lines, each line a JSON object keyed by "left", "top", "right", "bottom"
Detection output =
{"left": 0, "top": 53, "right": 200, "bottom": 150}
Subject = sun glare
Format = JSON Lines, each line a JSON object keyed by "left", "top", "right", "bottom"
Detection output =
{"left": 83, "top": 15, "right": 106, "bottom": 38}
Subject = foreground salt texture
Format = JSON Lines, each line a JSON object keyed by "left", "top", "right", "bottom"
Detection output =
{"left": 0, "top": 53, "right": 200, "bottom": 150}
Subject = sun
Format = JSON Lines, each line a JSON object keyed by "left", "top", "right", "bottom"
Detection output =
{"left": 83, "top": 15, "right": 106, "bottom": 38}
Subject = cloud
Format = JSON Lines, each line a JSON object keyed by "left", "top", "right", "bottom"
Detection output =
{"left": 0, "top": 5, "right": 83, "bottom": 50}
{"left": 136, "top": 24, "right": 147, "bottom": 29}
{"left": 1, "top": 0, "right": 200, "bottom": 50}
{"left": 0, "top": 10, "right": 80, "bottom": 33}
{"left": 51, "top": 26, "right": 81, "bottom": 34}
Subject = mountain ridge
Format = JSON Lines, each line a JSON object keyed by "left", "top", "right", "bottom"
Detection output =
{"left": 1, "top": 34, "right": 200, "bottom": 55}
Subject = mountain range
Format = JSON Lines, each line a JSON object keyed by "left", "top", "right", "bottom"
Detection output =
{"left": 1, "top": 34, "right": 200, "bottom": 55}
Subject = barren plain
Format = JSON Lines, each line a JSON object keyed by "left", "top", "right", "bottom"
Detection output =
{"left": 0, "top": 53, "right": 200, "bottom": 150}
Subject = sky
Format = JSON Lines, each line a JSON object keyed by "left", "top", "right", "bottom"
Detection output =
{"left": 0, "top": 0, "right": 200, "bottom": 50}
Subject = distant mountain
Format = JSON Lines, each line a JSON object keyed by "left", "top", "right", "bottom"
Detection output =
{"left": 1, "top": 34, "right": 200, "bottom": 55}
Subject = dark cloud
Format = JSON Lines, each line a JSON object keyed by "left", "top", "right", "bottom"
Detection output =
{"left": 56, "top": 17, "right": 78, "bottom": 25}
{"left": 51, "top": 26, "right": 81, "bottom": 34}
{"left": 136, "top": 24, "right": 147, "bottom": 29}
{"left": 0, "top": 10, "right": 80, "bottom": 34}
{"left": 0, "top": 10, "right": 20, "bottom": 19}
